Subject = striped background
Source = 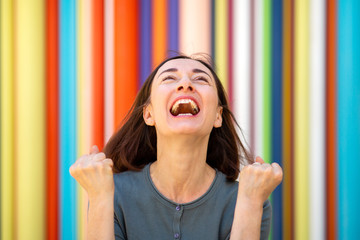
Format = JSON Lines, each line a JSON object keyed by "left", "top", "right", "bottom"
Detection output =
{"left": 1, "top": 0, "right": 359, "bottom": 239}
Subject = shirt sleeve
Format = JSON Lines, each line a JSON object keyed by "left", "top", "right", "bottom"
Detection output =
{"left": 114, "top": 185, "right": 127, "bottom": 240}
{"left": 260, "top": 199, "right": 272, "bottom": 240}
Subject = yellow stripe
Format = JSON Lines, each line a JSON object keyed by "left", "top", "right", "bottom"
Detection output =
{"left": 294, "top": 0, "right": 310, "bottom": 239}
{"left": 15, "top": 1, "right": 45, "bottom": 239}
{"left": 214, "top": 0, "right": 228, "bottom": 92}
{"left": 77, "top": 1, "right": 92, "bottom": 239}
{"left": 1, "top": 0, "right": 15, "bottom": 239}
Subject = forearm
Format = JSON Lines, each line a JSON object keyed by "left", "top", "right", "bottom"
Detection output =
{"left": 229, "top": 197, "right": 263, "bottom": 240}
{"left": 88, "top": 194, "right": 115, "bottom": 240}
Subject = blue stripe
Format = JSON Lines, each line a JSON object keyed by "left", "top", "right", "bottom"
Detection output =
{"left": 140, "top": 0, "right": 152, "bottom": 86}
{"left": 271, "top": 0, "right": 283, "bottom": 239}
{"left": 337, "top": 0, "right": 360, "bottom": 239}
{"left": 59, "top": 1, "right": 77, "bottom": 239}
{"left": 167, "top": 0, "right": 179, "bottom": 56}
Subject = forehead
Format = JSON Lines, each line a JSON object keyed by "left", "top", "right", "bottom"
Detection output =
{"left": 155, "top": 59, "right": 213, "bottom": 79}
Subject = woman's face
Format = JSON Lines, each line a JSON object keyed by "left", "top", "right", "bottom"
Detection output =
{"left": 143, "top": 58, "right": 223, "bottom": 137}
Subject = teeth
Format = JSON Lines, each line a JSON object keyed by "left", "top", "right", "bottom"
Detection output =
{"left": 170, "top": 99, "right": 199, "bottom": 116}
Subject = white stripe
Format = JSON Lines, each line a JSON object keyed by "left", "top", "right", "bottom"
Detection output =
{"left": 179, "top": 0, "right": 212, "bottom": 56}
{"left": 309, "top": 0, "right": 325, "bottom": 239}
{"left": 233, "top": 0, "right": 251, "bottom": 156}
{"left": 104, "top": 0, "right": 114, "bottom": 143}
{"left": 254, "top": 0, "right": 263, "bottom": 157}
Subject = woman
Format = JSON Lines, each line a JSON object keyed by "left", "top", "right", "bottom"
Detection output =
{"left": 70, "top": 55, "right": 283, "bottom": 240}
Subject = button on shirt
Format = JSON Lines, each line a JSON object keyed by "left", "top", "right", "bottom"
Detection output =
{"left": 113, "top": 163, "right": 272, "bottom": 240}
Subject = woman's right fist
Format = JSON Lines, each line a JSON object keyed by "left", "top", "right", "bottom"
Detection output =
{"left": 70, "top": 145, "right": 114, "bottom": 199}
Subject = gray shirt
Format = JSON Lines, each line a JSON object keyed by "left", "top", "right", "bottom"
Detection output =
{"left": 114, "top": 163, "right": 271, "bottom": 240}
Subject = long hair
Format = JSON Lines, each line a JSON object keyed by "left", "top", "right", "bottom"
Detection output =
{"left": 103, "top": 55, "right": 253, "bottom": 181}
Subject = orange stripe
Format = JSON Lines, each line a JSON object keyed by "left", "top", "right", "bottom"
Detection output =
{"left": 46, "top": 0, "right": 59, "bottom": 239}
{"left": 282, "top": 0, "right": 293, "bottom": 239}
{"left": 152, "top": 0, "right": 167, "bottom": 68}
{"left": 114, "top": 0, "right": 139, "bottom": 128}
{"left": 92, "top": 0, "right": 104, "bottom": 149}
{"left": 326, "top": 0, "right": 337, "bottom": 239}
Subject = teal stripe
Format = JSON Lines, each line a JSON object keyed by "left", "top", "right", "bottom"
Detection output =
{"left": 60, "top": 0, "right": 77, "bottom": 239}
{"left": 337, "top": 0, "right": 360, "bottom": 239}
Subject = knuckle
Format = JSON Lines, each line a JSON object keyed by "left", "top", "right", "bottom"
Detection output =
{"left": 94, "top": 152, "right": 106, "bottom": 160}
{"left": 275, "top": 170, "right": 283, "bottom": 182}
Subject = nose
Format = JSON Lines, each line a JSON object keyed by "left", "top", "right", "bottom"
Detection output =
{"left": 176, "top": 77, "right": 194, "bottom": 92}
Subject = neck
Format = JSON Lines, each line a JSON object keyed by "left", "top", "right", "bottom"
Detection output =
{"left": 150, "top": 135, "right": 216, "bottom": 204}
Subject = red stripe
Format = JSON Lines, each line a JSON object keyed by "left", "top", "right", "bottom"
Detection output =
{"left": 114, "top": 0, "right": 139, "bottom": 128}
{"left": 326, "top": 0, "right": 337, "bottom": 239}
{"left": 46, "top": 0, "right": 59, "bottom": 239}
{"left": 92, "top": 0, "right": 105, "bottom": 149}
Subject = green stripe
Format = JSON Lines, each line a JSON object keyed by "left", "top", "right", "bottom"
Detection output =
{"left": 263, "top": 0, "right": 272, "bottom": 239}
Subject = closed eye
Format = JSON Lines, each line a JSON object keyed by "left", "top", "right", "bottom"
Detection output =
{"left": 162, "top": 75, "right": 177, "bottom": 81}
{"left": 194, "top": 76, "right": 209, "bottom": 83}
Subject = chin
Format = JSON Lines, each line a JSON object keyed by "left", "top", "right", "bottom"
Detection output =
{"left": 168, "top": 123, "right": 209, "bottom": 136}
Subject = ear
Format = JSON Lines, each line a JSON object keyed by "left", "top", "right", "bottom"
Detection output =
{"left": 143, "top": 104, "right": 155, "bottom": 126}
{"left": 213, "top": 106, "right": 223, "bottom": 128}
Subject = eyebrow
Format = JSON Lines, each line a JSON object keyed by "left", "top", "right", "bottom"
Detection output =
{"left": 158, "top": 68, "right": 212, "bottom": 78}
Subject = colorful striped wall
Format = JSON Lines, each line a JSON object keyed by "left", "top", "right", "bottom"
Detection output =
{"left": 1, "top": 0, "right": 359, "bottom": 239}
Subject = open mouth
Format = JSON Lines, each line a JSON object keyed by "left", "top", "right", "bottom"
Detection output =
{"left": 170, "top": 99, "right": 200, "bottom": 116}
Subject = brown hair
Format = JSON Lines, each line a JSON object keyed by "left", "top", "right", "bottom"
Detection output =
{"left": 103, "top": 55, "right": 253, "bottom": 181}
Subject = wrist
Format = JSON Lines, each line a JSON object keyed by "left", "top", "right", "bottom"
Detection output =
{"left": 236, "top": 194, "right": 264, "bottom": 210}
{"left": 88, "top": 192, "right": 114, "bottom": 205}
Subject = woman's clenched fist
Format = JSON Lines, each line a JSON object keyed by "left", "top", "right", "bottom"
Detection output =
{"left": 238, "top": 157, "right": 283, "bottom": 205}
{"left": 69, "top": 145, "right": 114, "bottom": 199}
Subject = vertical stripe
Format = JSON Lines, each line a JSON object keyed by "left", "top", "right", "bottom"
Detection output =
{"left": 152, "top": 0, "right": 167, "bottom": 67}
{"left": 254, "top": 0, "right": 264, "bottom": 158}
{"left": 263, "top": 0, "right": 272, "bottom": 166}
{"left": 282, "top": 0, "right": 294, "bottom": 238}
{"left": 15, "top": 0, "right": 46, "bottom": 239}
{"left": 179, "top": 0, "right": 211, "bottom": 56}
{"left": 263, "top": 1, "right": 272, "bottom": 238}
{"left": 309, "top": 0, "right": 325, "bottom": 239}
{"left": 104, "top": 0, "right": 114, "bottom": 142}
{"left": 168, "top": 0, "right": 179, "bottom": 56}
{"left": 77, "top": 1, "right": 92, "bottom": 239}
{"left": 228, "top": 0, "right": 234, "bottom": 107}
{"left": 0, "top": 0, "right": 14, "bottom": 239}
{"left": 294, "top": 0, "right": 310, "bottom": 239}
{"left": 249, "top": 0, "right": 255, "bottom": 150}
{"left": 326, "top": 0, "right": 337, "bottom": 239}
{"left": 214, "top": 0, "right": 228, "bottom": 92}
{"left": 46, "top": 0, "right": 59, "bottom": 239}
{"left": 271, "top": 0, "right": 283, "bottom": 239}
{"left": 92, "top": 0, "right": 104, "bottom": 150}
{"left": 60, "top": 0, "right": 77, "bottom": 239}
{"left": 211, "top": 0, "right": 215, "bottom": 59}
{"left": 140, "top": 0, "right": 152, "bottom": 86}
{"left": 114, "top": 0, "right": 139, "bottom": 128}
{"left": 338, "top": 0, "right": 360, "bottom": 239}
{"left": 233, "top": 0, "right": 251, "bottom": 148}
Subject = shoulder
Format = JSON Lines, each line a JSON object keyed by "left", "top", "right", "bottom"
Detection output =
{"left": 209, "top": 171, "right": 239, "bottom": 209}
{"left": 214, "top": 171, "right": 238, "bottom": 195}
{"left": 113, "top": 167, "right": 148, "bottom": 199}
